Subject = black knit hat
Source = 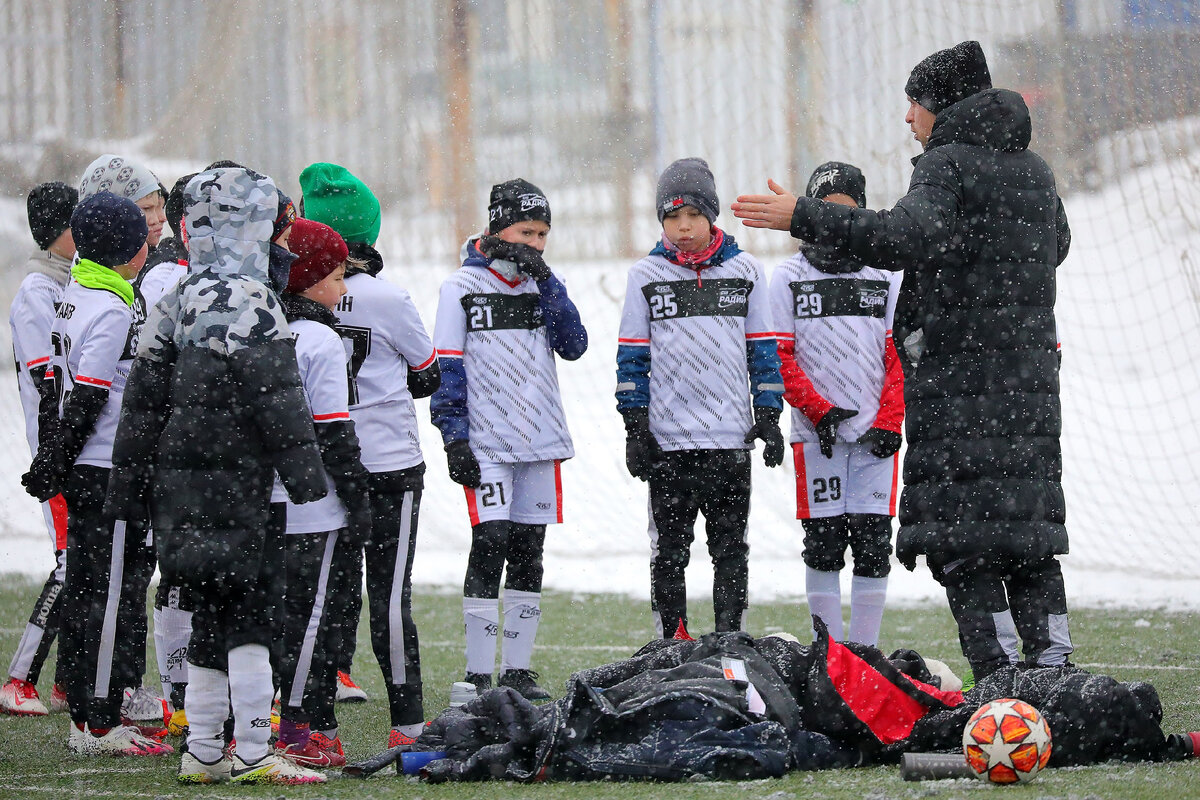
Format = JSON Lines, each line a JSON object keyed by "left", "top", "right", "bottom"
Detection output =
{"left": 71, "top": 191, "right": 149, "bottom": 267}
{"left": 805, "top": 161, "right": 866, "bottom": 208}
{"left": 905, "top": 40, "right": 992, "bottom": 114}
{"left": 274, "top": 189, "right": 297, "bottom": 242}
{"left": 656, "top": 157, "right": 719, "bottom": 223}
{"left": 165, "top": 173, "right": 197, "bottom": 239}
{"left": 487, "top": 178, "right": 551, "bottom": 234}
{"left": 27, "top": 182, "right": 79, "bottom": 250}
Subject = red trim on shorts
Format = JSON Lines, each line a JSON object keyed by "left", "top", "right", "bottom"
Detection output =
{"left": 554, "top": 460, "right": 563, "bottom": 523}
{"left": 888, "top": 451, "right": 900, "bottom": 516}
{"left": 464, "top": 486, "right": 480, "bottom": 526}
{"left": 75, "top": 374, "right": 112, "bottom": 388}
{"left": 313, "top": 411, "right": 350, "bottom": 421}
{"left": 793, "top": 443, "right": 810, "bottom": 519}
{"left": 49, "top": 493, "right": 68, "bottom": 550}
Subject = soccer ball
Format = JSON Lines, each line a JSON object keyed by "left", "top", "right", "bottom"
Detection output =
{"left": 962, "top": 698, "right": 1052, "bottom": 784}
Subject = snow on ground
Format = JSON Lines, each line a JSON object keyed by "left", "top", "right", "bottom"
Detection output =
{"left": 2, "top": 153, "right": 1199, "bottom": 612}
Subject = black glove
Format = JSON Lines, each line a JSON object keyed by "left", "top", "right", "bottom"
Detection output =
{"left": 445, "top": 440, "right": 482, "bottom": 488}
{"left": 744, "top": 406, "right": 785, "bottom": 467}
{"left": 482, "top": 237, "right": 551, "bottom": 282}
{"left": 816, "top": 406, "right": 857, "bottom": 458}
{"left": 858, "top": 427, "right": 902, "bottom": 459}
{"left": 622, "top": 409, "right": 662, "bottom": 481}
{"left": 896, "top": 538, "right": 918, "bottom": 572}
{"left": 22, "top": 450, "right": 63, "bottom": 503}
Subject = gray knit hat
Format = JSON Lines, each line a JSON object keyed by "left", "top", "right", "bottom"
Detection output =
{"left": 656, "top": 157, "right": 719, "bottom": 224}
{"left": 78, "top": 153, "right": 162, "bottom": 203}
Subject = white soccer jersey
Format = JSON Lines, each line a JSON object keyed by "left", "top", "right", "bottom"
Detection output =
{"left": 769, "top": 252, "right": 903, "bottom": 443}
{"left": 49, "top": 279, "right": 136, "bottom": 469}
{"left": 270, "top": 318, "right": 351, "bottom": 534}
{"left": 433, "top": 266, "right": 573, "bottom": 463}
{"left": 618, "top": 252, "right": 775, "bottom": 451}
{"left": 138, "top": 260, "right": 187, "bottom": 309}
{"left": 11, "top": 269, "right": 66, "bottom": 456}
{"left": 334, "top": 272, "right": 435, "bottom": 472}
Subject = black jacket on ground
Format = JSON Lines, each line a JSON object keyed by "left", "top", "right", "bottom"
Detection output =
{"left": 788, "top": 88, "right": 1071, "bottom": 566}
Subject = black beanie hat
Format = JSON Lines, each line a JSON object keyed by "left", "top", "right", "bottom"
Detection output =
{"left": 71, "top": 191, "right": 149, "bottom": 267}
{"left": 805, "top": 161, "right": 867, "bottom": 208}
{"left": 905, "top": 40, "right": 992, "bottom": 114}
{"left": 656, "top": 157, "right": 719, "bottom": 223}
{"left": 27, "top": 182, "right": 79, "bottom": 250}
{"left": 274, "top": 189, "right": 297, "bottom": 242}
{"left": 165, "top": 173, "right": 197, "bottom": 239}
{"left": 487, "top": 178, "right": 551, "bottom": 234}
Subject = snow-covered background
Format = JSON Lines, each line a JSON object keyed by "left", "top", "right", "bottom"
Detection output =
{"left": 2, "top": 146, "right": 1199, "bottom": 613}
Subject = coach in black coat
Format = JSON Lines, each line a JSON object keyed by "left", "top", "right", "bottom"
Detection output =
{"left": 733, "top": 41, "right": 1072, "bottom": 678}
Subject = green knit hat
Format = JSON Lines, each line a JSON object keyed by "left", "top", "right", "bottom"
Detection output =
{"left": 298, "top": 162, "right": 381, "bottom": 246}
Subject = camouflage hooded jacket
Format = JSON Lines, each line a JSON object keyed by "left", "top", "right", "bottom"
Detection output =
{"left": 106, "top": 167, "right": 327, "bottom": 588}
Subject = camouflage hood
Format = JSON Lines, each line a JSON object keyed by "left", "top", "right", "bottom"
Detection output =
{"left": 139, "top": 168, "right": 290, "bottom": 359}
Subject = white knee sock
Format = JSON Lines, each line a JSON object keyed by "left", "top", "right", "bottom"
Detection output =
{"left": 806, "top": 567, "right": 843, "bottom": 642}
{"left": 500, "top": 589, "right": 541, "bottom": 673}
{"left": 848, "top": 575, "right": 888, "bottom": 647}
{"left": 226, "top": 644, "right": 273, "bottom": 763}
{"left": 154, "top": 605, "right": 193, "bottom": 703}
{"left": 184, "top": 664, "right": 228, "bottom": 764}
{"left": 463, "top": 596, "right": 499, "bottom": 677}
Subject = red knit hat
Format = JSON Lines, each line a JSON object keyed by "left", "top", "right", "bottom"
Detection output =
{"left": 286, "top": 218, "right": 348, "bottom": 294}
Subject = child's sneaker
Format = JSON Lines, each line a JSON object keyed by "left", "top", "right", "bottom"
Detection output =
{"left": 335, "top": 671, "right": 368, "bottom": 702}
{"left": 498, "top": 669, "right": 551, "bottom": 701}
{"left": 309, "top": 731, "right": 346, "bottom": 766}
{"left": 167, "top": 707, "right": 188, "bottom": 738}
{"left": 177, "top": 751, "right": 232, "bottom": 784}
{"left": 0, "top": 677, "right": 48, "bottom": 716}
{"left": 274, "top": 738, "right": 334, "bottom": 769}
{"left": 388, "top": 726, "right": 421, "bottom": 748}
{"left": 270, "top": 695, "right": 280, "bottom": 733}
{"left": 89, "top": 725, "right": 175, "bottom": 756}
{"left": 121, "top": 686, "right": 170, "bottom": 723}
{"left": 67, "top": 723, "right": 100, "bottom": 755}
{"left": 50, "top": 684, "right": 69, "bottom": 713}
{"left": 230, "top": 752, "right": 326, "bottom": 784}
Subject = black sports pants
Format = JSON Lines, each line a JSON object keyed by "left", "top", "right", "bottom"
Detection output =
{"left": 59, "top": 466, "right": 154, "bottom": 728}
{"left": 648, "top": 449, "right": 752, "bottom": 637}
{"left": 363, "top": 468, "right": 425, "bottom": 727}
{"left": 932, "top": 553, "right": 1072, "bottom": 678}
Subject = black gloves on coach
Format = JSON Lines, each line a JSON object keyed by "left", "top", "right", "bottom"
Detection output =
{"left": 744, "top": 406, "right": 785, "bottom": 467}
{"left": 622, "top": 408, "right": 662, "bottom": 481}
{"left": 816, "top": 406, "right": 858, "bottom": 458}
{"left": 21, "top": 450, "right": 62, "bottom": 503}
{"left": 858, "top": 427, "right": 903, "bottom": 459}
{"left": 483, "top": 236, "right": 552, "bottom": 282}
{"left": 445, "top": 440, "right": 482, "bottom": 488}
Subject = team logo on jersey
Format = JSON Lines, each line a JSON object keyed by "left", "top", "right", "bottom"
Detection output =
{"left": 858, "top": 287, "right": 887, "bottom": 309}
{"left": 799, "top": 283, "right": 815, "bottom": 292}
{"left": 717, "top": 287, "right": 748, "bottom": 308}
{"left": 473, "top": 296, "right": 489, "bottom": 305}
{"left": 653, "top": 284, "right": 673, "bottom": 294}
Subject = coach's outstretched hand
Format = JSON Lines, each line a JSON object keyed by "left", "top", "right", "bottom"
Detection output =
{"left": 446, "top": 440, "right": 482, "bottom": 488}
{"left": 730, "top": 179, "right": 798, "bottom": 231}
{"left": 816, "top": 407, "right": 857, "bottom": 458}
{"left": 744, "top": 406, "right": 785, "bottom": 467}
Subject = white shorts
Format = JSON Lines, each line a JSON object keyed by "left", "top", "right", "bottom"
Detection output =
{"left": 792, "top": 442, "right": 899, "bottom": 519}
{"left": 463, "top": 459, "right": 563, "bottom": 525}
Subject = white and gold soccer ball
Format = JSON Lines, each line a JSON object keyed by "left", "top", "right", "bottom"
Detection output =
{"left": 962, "top": 698, "right": 1053, "bottom": 784}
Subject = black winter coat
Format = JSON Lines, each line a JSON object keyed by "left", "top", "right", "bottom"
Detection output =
{"left": 105, "top": 168, "right": 327, "bottom": 591}
{"left": 789, "top": 88, "right": 1071, "bottom": 565}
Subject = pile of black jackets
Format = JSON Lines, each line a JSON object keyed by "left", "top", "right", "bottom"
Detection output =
{"left": 410, "top": 627, "right": 1185, "bottom": 782}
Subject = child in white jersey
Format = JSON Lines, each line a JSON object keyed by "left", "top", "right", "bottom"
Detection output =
{"left": 768, "top": 162, "right": 904, "bottom": 647}
{"left": 271, "top": 219, "right": 372, "bottom": 770}
{"left": 23, "top": 191, "right": 171, "bottom": 757}
{"left": 431, "top": 179, "right": 587, "bottom": 702}
{"left": 616, "top": 158, "right": 784, "bottom": 639}
{"left": 2, "top": 182, "right": 78, "bottom": 717}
